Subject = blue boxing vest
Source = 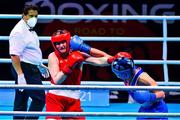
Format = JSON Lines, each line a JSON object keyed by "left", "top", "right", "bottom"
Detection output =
{"left": 125, "top": 66, "right": 168, "bottom": 120}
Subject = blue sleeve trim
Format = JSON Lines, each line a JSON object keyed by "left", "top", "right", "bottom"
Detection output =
{"left": 130, "top": 66, "right": 144, "bottom": 86}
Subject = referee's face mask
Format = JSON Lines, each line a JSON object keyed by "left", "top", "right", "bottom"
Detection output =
{"left": 24, "top": 10, "right": 38, "bottom": 28}
{"left": 27, "top": 17, "right": 37, "bottom": 28}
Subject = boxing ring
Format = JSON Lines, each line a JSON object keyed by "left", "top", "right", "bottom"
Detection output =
{"left": 1, "top": 14, "right": 180, "bottom": 120}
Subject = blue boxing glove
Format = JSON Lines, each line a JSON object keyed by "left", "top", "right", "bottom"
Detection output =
{"left": 131, "top": 90, "right": 156, "bottom": 104}
{"left": 70, "top": 35, "right": 91, "bottom": 54}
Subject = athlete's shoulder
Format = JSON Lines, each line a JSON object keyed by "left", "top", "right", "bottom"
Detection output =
{"left": 48, "top": 52, "right": 58, "bottom": 61}
{"left": 48, "top": 52, "right": 55, "bottom": 58}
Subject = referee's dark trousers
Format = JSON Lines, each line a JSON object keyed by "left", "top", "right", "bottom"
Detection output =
{"left": 12, "top": 62, "right": 45, "bottom": 120}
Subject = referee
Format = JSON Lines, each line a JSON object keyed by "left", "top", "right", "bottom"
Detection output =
{"left": 9, "top": 4, "right": 49, "bottom": 120}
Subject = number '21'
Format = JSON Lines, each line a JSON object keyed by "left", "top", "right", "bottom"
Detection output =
{"left": 80, "top": 91, "right": 92, "bottom": 101}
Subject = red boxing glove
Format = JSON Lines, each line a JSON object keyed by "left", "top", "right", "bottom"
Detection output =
{"left": 61, "top": 51, "right": 85, "bottom": 74}
{"left": 107, "top": 52, "right": 132, "bottom": 64}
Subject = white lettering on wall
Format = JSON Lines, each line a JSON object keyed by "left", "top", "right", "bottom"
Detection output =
{"left": 26, "top": 0, "right": 175, "bottom": 24}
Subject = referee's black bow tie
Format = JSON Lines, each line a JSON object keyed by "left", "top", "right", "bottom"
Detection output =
{"left": 29, "top": 28, "right": 35, "bottom": 31}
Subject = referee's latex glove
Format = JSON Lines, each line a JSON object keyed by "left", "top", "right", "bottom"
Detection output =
{"left": 37, "top": 64, "right": 50, "bottom": 78}
{"left": 17, "top": 74, "right": 27, "bottom": 92}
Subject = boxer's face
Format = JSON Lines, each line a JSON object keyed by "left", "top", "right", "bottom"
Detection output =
{"left": 116, "top": 69, "right": 133, "bottom": 81}
{"left": 54, "top": 40, "right": 67, "bottom": 53}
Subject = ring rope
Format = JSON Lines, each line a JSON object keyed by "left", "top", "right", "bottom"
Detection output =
{"left": 0, "top": 111, "right": 179, "bottom": 117}
{"left": 0, "top": 85, "right": 180, "bottom": 91}
{"left": 1, "top": 36, "right": 180, "bottom": 41}
{"left": 0, "top": 14, "right": 180, "bottom": 20}
{"left": 1, "top": 81, "right": 180, "bottom": 86}
{"left": 2, "top": 58, "right": 180, "bottom": 65}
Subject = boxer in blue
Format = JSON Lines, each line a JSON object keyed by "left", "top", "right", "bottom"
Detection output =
{"left": 111, "top": 52, "right": 168, "bottom": 120}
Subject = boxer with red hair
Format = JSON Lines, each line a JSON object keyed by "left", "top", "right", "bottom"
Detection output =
{"left": 46, "top": 29, "right": 122, "bottom": 120}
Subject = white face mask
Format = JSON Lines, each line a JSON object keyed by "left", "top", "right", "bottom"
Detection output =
{"left": 27, "top": 17, "right": 37, "bottom": 28}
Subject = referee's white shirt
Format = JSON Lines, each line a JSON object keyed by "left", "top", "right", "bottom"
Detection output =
{"left": 9, "top": 19, "right": 42, "bottom": 65}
